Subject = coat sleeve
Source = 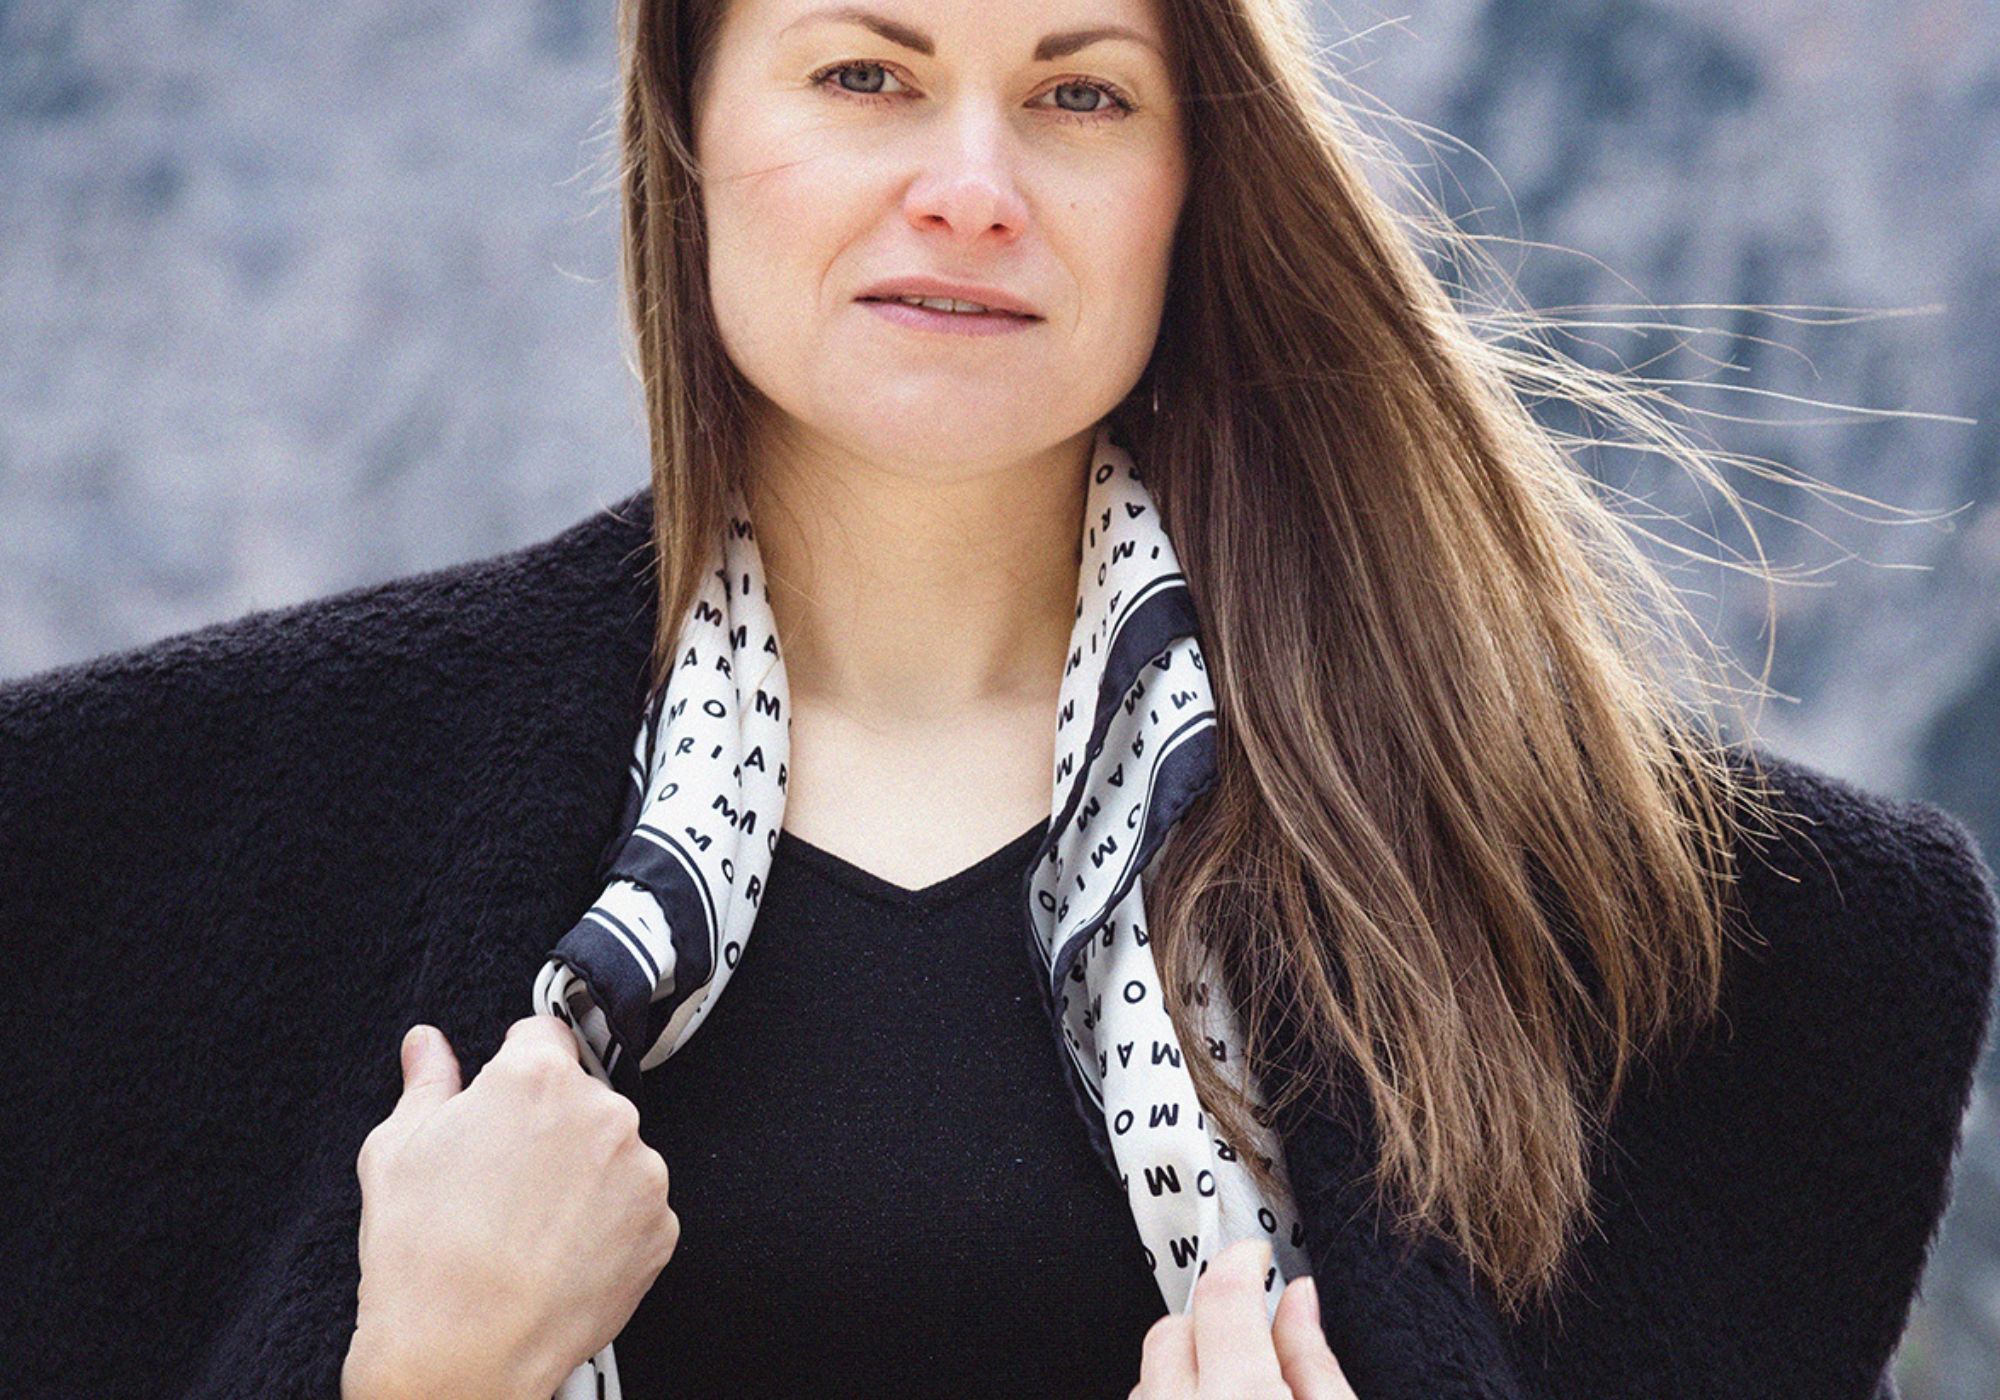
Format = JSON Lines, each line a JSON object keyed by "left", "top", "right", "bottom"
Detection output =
{"left": 1502, "top": 760, "right": 1998, "bottom": 1399}
{"left": 1271, "top": 757, "right": 1995, "bottom": 1400}
{"left": 0, "top": 503, "right": 656, "bottom": 1399}
{"left": 0, "top": 598, "right": 440, "bottom": 1399}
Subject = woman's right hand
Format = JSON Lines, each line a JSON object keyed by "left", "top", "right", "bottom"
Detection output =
{"left": 342, "top": 1017, "right": 679, "bottom": 1400}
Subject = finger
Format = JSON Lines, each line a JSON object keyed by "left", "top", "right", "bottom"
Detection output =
{"left": 1191, "top": 1240, "right": 1285, "bottom": 1391}
{"left": 395, "top": 1024, "right": 462, "bottom": 1113}
{"left": 1135, "top": 1312, "right": 1195, "bottom": 1397}
{"left": 502, "top": 1012, "right": 588, "bottom": 1065}
{"left": 362, "top": 1025, "right": 463, "bottom": 1178}
{"left": 1273, "top": 1276, "right": 1356, "bottom": 1400}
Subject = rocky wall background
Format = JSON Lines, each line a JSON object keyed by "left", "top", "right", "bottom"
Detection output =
{"left": 2, "top": 0, "right": 1994, "bottom": 1392}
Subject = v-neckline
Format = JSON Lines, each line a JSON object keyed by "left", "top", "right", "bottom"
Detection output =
{"left": 773, "top": 821, "right": 1047, "bottom": 909}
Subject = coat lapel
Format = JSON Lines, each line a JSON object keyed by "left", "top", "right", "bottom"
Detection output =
{"left": 1274, "top": 1072, "right": 1528, "bottom": 1400}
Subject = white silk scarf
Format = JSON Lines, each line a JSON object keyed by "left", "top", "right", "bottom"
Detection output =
{"left": 535, "top": 435, "right": 1306, "bottom": 1400}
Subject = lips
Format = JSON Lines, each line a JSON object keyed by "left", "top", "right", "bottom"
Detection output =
{"left": 855, "top": 278, "right": 1042, "bottom": 320}
{"left": 876, "top": 294, "right": 1020, "bottom": 316}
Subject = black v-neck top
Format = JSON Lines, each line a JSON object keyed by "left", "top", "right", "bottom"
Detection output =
{"left": 616, "top": 824, "right": 1166, "bottom": 1398}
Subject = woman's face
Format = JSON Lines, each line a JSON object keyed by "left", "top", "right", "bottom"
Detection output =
{"left": 696, "top": 0, "right": 1186, "bottom": 479}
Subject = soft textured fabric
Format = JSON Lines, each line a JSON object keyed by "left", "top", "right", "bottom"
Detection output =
{"left": 0, "top": 497, "right": 1991, "bottom": 1400}
{"left": 540, "top": 445, "right": 1300, "bottom": 1400}
{"left": 615, "top": 822, "right": 1165, "bottom": 1398}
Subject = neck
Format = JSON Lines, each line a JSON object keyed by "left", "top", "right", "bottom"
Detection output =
{"left": 749, "top": 421, "right": 1091, "bottom": 726}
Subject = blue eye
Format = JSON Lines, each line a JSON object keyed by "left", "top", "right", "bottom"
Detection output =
{"left": 828, "top": 62, "right": 892, "bottom": 94}
{"left": 1052, "top": 81, "right": 1106, "bottom": 113}
{"left": 1036, "top": 79, "right": 1135, "bottom": 118}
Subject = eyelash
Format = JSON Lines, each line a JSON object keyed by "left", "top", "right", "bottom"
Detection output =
{"left": 806, "top": 61, "right": 1138, "bottom": 123}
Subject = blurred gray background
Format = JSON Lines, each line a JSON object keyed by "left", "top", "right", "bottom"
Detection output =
{"left": 2, "top": 0, "right": 1995, "bottom": 1392}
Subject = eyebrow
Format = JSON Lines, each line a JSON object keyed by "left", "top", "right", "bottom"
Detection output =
{"left": 785, "top": 8, "right": 1163, "bottom": 63}
{"left": 1034, "top": 25, "right": 1160, "bottom": 62}
{"left": 793, "top": 7, "right": 933, "bottom": 55}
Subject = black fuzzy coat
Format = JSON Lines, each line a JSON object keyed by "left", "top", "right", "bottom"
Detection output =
{"left": 1, "top": 502, "right": 1991, "bottom": 1400}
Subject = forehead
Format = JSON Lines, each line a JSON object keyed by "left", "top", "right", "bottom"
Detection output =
{"left": 714, "top": 0, "right": 1177, "bottom": 60}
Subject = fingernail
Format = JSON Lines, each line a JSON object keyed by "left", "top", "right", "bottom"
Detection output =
{"left": 401, "top": 1024, "right": 430, "bottom": 1066}
{"left": 1299, "top": 1274, "right": 1319, "bottom": 1311}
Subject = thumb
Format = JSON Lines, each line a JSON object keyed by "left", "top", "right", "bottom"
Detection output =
{"left": 396, "top": 1024, "right": 463, "bottom": 1112}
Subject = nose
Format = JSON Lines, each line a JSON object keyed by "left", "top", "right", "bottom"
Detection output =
{"left": 902, "top": 108, "right": 1028, "bottom": 245}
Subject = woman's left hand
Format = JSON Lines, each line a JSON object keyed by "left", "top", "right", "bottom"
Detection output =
{"left": 1131, "top": 1239, "right": 1358, "bottom": 1400}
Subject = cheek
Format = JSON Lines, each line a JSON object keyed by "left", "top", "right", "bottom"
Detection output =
{"left": 702, "top": 141, "right": 833, "bottom": 368}
{"left": 706, "top": 168, "right": 791, "bottom": 293}
{"left": 703, "top": 184, "right": 772, "bottom": 375}
{"left": 1135, "top": 173, "right": 1186, "bottom": 299}
{"left": 1078, "top": 157, "right": 1186, "bottom": 347}
{"left": 1131, "top": 142, "right": 1189, "bottom": 275}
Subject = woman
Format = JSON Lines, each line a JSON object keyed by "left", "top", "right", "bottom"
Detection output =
{"left": 0, "top": 0, "right": 1991, "bottom": 1397}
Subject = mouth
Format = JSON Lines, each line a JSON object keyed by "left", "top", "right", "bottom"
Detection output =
{"left": 854, "top": 277, "right": 1044, "bottom": 324}
{"left": 864, "top": 294, "right": 1040, "bottom": 318}
{"left": 859, "top": 293, "right": 1039, "bottom": 320}
{"left": 855, "top": 288, "right": 1044, "bottom": 338}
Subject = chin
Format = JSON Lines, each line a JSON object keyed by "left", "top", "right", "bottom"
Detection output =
{"left": 803, "top": 389, "right": 1106, "bottom": 477}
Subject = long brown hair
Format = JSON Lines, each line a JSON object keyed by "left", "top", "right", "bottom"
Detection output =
{"left": 619, "top": 0, "right": 1758, "bottom": 1309}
